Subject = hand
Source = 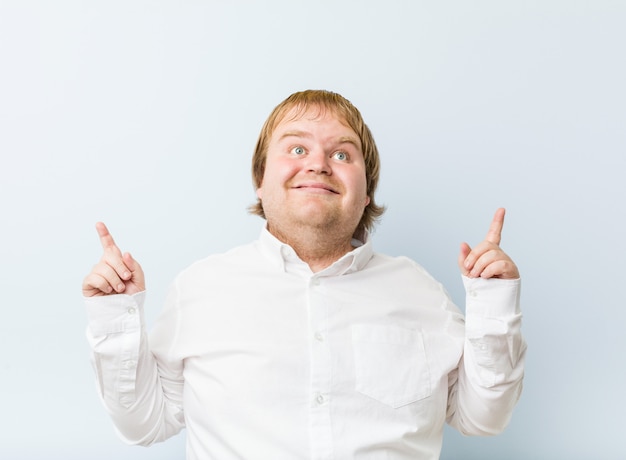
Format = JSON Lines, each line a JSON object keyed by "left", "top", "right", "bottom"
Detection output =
{"left": 458, "top": 208, "right": 519, "bottom": 279}
{"left": 82, "top": 222, "right": 146, "bottom": 297}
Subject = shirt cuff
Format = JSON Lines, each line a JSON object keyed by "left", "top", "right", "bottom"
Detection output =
{"left": 85, "top": 291, "right": 147, "bottom": 336}
{"left": 462, "top": 276, "right": 521, "bottom": 318}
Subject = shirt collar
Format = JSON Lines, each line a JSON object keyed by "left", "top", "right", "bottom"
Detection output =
{"left": 257, "top": 226, "right": 373, "bottom": 278}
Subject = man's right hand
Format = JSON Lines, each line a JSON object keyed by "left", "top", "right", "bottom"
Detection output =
{"left": 82, "top": 222, "right": 145, "bottom": 297}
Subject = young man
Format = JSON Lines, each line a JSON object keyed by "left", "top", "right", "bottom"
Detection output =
{"left": 83, "top": 90, "right": 525, "bottom": 459}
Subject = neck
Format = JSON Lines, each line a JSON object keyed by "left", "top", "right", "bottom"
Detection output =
{"left": 268, "top": 222, "right": 356, "bottom": 273}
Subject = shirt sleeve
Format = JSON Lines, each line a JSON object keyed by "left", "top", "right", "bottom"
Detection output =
{"left": 84, "top": 291, "right": 185, "bottom": 445}
{"left": 446, "top": 276, "right": 527, "bottom": 436}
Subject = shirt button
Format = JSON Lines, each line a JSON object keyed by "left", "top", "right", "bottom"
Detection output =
{"left": 468, "top": 290, "right": 477, "bottom": 298}
{"left": 127, "top": 307, "right": 136, "bottom": 314}
{"left": 314, "top": 332, "right": 324, "bottom": 342}
{"left": 312, "top": 278, "right": 321, "bottom": 286}
{"left": 316, "top": 394, "right": 325, "bottom": 405}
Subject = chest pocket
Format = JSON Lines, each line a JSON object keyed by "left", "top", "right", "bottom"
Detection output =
{"left": 351, "top": 324, "right": 432, "bottom": 408}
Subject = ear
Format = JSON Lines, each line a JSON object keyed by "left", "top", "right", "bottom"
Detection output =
{"left": 364, "top": 196, "right": 371, "bottom": 207}
{"left": 256, "top": 187, "right": 263, "bottom": 200}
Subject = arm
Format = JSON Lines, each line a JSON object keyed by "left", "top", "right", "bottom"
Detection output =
{"left": 447, "top": 209, "right": 527, "bottom": 435}
{"left": 83, "top": 223, "right": 184, "bottom": 445}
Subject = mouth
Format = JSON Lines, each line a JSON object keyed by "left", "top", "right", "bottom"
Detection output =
{"left": 293, "top": 183, "right": 340, "bottom": 194}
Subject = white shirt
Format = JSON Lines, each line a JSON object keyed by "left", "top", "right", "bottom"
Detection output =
{"left": 85, "top": 228, "right": 526, "bottom": 460}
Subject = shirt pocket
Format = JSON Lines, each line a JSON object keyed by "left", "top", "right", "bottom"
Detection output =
{"left": 351, "top": 324, "right": 432, "bottom": 409}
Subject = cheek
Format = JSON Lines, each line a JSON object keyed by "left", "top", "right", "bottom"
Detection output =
{"left": 263, "top": 160, "right": 299, "bottom": 188}
{"left": 351, "top": 171, "right": 369, "bottom": 201}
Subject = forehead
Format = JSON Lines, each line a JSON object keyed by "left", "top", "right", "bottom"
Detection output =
{"left": 271, "top": 105, "right": 360, "bottom": 143}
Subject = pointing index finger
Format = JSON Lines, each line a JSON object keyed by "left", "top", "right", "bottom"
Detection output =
{"left": 485, "top": 208, "right": 506, "bottom": 245}
{"left": 96, "top": 222, "right": 121, "bottom": 253}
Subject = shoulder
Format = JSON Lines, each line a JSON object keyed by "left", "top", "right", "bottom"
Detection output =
{"left": 174, "top": 240, "right": 261, "bottom": 283}
{"left": 368, "top": 252, "right": 438, "bottom": 281}
{"left": 365, "top": 251, "right": 453, "bottom": 298}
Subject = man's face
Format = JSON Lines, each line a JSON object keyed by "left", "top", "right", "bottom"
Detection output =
{"left": 257, "top": 107, "right": 370, "bottom": 237}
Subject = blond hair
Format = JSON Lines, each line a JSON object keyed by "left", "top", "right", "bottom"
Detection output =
{"left": 249, "top": 89, "right": 385, "bottom": 236}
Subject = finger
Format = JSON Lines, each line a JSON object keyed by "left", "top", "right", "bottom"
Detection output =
{"left": 82, "top": 270, "right": 119, "bottom": 296}
{"left": 462, "top": 239, "right": 499, "bottom": 275}
{"left": 462, "top": 239, "right": 490, "bottom": 269}
{"left": 469, "top": 248, "right": 520, "bottom": 279}
{"left": 91, "top": 262, "right": 128, "bottom": 293}
{"left": 122, "top": 252, "right": 146, "bottom": 287}
{"left": 458, "top": 242, "right": 472, "bottom": 276}
{"left": 484, "top": 208, "right": 505, "bottom": 246}
{"left": 96, "top": 222, "right": 132, "bottom": 280}
{"left": 122, "top": 252, "right": 137, "bottom": 272}
{"left": 478, "top": 259, "right": 519, "bottom": 279}
{"left": 82, "top": 272, "right": 111, "bottom": 295}
{"left": 100, "top": 263, "right": 128, "bottom": 292}
{"left": 96, "top": 222, "right": 122, "bottom": 255}
{"left": 469, "top": 248, "right": 501, "bottom": 278}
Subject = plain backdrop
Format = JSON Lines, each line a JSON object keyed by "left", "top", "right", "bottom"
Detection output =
{"left": 1, "top": 1, "right": 624, "bottom": 459}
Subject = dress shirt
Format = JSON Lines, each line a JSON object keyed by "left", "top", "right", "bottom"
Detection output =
{"left": 85, "top": 228, "right": 526, "bottom": 460}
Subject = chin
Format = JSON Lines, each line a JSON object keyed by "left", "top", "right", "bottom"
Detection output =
{"left": 292, "top": 208, "right": 341, "bottom": 228}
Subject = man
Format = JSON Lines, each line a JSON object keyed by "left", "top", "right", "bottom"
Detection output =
{"left": 83, "top": 90, "right": 525, "bottom": 459}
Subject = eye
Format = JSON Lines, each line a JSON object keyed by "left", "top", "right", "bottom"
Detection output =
{"left": 333, "top": 151, "right": 348, "bottom": 161}
{"left": 291, "top": 146, "right": 305, "bottom": 155}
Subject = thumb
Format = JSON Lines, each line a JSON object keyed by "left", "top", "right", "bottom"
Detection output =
{"left": 122, "top": 252, "right": 145, "bottom": 285}
{"left": 458, "top": 242, "right": 471, "bottom": 276}
{"left": 122, "top": 252, "right": 137, "bottom": 270}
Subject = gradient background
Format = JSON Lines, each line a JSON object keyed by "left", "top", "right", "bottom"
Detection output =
{"left": 1, "top": 1, "right": 624, "bottom": 458}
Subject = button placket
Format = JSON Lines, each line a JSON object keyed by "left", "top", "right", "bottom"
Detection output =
{"left": 307, "top": 276, "right": 333, "bottom": 458}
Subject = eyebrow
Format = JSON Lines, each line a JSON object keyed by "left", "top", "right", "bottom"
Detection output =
{"left": 279, "top": 130, "right": 361, "bottom": 149}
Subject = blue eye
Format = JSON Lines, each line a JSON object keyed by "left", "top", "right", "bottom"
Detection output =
{"left": 292, "top": 146, "right": 305, "bottom": 155}
{"left": 334, "top": 151, "right": 348, "bottom": 161}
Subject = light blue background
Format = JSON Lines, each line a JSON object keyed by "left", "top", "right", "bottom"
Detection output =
{"left": 1, "top": 1, "right": 624, "bottom": 458}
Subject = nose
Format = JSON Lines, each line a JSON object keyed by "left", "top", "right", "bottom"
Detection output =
{"left": 305, "top": 148, "right": 331, "bottom": 175}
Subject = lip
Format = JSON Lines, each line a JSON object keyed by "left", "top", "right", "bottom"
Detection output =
{"left": 292, "top": 182, "right": 339, "bottom": 194}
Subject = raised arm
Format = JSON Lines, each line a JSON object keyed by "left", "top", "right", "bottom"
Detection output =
{"left": 448, "top": 208, "right": 526, "bottom": 435}
{"left": 83, "top": 223, "right": 184, "bottom": 445}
